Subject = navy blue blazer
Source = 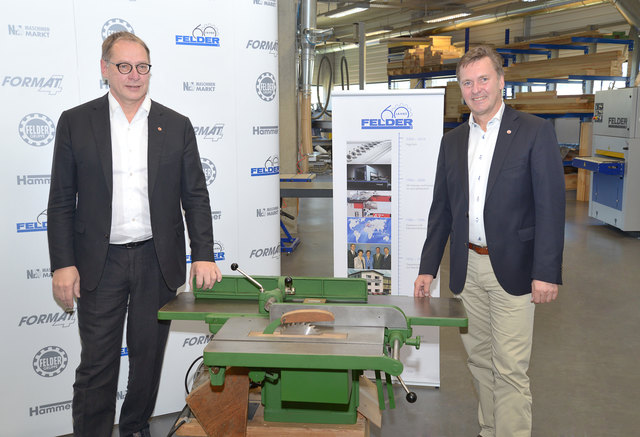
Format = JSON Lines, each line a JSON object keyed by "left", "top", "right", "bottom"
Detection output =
{"left": 47, "top": 94, "right": 214, "bottom": 291}
{"left": 418, "top": 105, "right": 565, "bottom": 295}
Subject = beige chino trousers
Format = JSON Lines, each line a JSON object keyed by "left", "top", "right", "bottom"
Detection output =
{"left": 459, "top": 249, "right": 536, "bottom": 437}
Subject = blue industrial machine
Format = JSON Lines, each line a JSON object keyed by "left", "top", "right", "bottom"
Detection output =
{"left": 573, "top": 87, "right": 640, "bottom": 232}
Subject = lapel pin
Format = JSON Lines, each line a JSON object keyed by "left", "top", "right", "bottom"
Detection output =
{"left": 506, "top": 129, "right": 512, "bottom": 135}
{"left": 157, "top": 127, "right": 162, "bottom": 132}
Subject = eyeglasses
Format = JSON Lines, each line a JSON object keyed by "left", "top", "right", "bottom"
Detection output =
{"left": 105, "top": 61, "right": 152, "bottom": 75}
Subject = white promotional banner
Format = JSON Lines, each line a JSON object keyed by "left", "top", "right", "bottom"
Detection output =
{"left": 1, "top": 1, "right": 279, "bottom": 435}
{"left": 332, "top": 89, "right": 443, "bottom": 385}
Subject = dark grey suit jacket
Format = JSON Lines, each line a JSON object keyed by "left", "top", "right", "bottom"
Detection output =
{"left": 47, "top": 94, "right": 214, "bottom": 291}
{"left": 418, "top": 105, "right": 565, "bottom": 295}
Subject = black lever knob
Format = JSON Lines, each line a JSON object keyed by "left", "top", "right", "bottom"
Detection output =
{"left": 231, "top": 263, "right": 238, "bottom": 271}
{"left": 406, "top": 391, "right": 417, "bottom": 403}
{"left": 284, "top": 276, "right": 293, "bottom": 288}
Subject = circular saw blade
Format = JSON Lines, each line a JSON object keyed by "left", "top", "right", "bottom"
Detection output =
{"left": 279, "top": 322, "right": 320, "bottom": 335}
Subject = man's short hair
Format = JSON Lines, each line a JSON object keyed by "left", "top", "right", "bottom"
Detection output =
{"left": 102, "top": 31, "right": 150, "bottom": 61}
{"left": 456, "top": 45, "right": 504, "bottom": 81}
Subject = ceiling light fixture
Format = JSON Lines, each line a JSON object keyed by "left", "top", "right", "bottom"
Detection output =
{"left": 424, "top": 12, "right": 472, "bottom": 24}
{"left": 326, "top": 3, "right": 370, "bottom": 19}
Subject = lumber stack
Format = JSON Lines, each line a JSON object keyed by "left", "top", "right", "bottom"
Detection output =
{"left": 387, "top": 36, "right": 464, "bottom": 75}
{"left": 459, "top": 90, "right": 595, "bottom": 115}
{"left": 503, "top": 50, "right": 625, "bottom": 82}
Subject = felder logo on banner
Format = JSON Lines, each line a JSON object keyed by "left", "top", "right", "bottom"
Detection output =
{"left": 7, "top": 24, "right": 51, "bottom": 38}
{"left": 19, "top": 113, "right": 56, "bottom": 146}
{"left": 101, "top": 18, "right": 134, "bottom": 40}
{"left": 246, "top": 39, "right": 278, "bottom": 57}
{"left": 19, "top": 311, "right": 77, "bottom": 328}
{"left": 361, "top": 104, "right": 413, "bottom": 129}
{"left": 194, "top": 123, "right": 224, "bottom": 142}
{"left": 252, "top": 125, "right": 278, "bottom": 135}
{"left": 251, "top": 155, "right": 279, "bottom": 176}
{"left": 256, "top": 72, "right": 276, "bottom": 102}
{"left": 176, "top": 24, "right": 220, "bottom": 47}
{"left": 2, "top": 76, "right": 63, "bottom": 95}
{"left": 17, "top": 209, "right": 47, "bottom": 233}
{"left": 200, "top": 158, "right": 217, "bottom": 186}
{"left": 214, "top": 241, "right": 226, "bottom": 261}
{"left": 17, "top": 174, "right": 51, "bottom": 186}
{"left": 183, "top": 81, "right": 216, "bottom": 92}
{"left": 33, "top": 346, "right": 68, "bottom": 377}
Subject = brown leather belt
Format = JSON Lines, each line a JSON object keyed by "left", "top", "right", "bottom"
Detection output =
{"left": 468, "top": 242, "right": 489, "bottom": 255}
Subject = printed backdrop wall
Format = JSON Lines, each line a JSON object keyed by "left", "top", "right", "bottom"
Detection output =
{"left": 0, "top": 1, "right": 279, "bottom": 435}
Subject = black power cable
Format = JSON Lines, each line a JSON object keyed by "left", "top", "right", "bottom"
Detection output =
{"left": 312, "top": 55, "right": 333, "bottom": 119}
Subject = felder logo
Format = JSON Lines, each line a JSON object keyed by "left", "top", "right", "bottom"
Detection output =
{"left": 256, "top": 72, "right": 277, "bottom": 102}
{"left": 32, "top": 346, "right": 68, "bottom": 377}
{"left": 19, "top": 113, "right": 56, "bottom": 146}
{"left": 101, "top": 18, "right": 134, "bottom": 40}
{"left": 201, "top": 158, "right": 217, "bottom": 186}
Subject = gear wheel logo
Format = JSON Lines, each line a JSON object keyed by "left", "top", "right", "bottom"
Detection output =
{"left": 33, "top": 346, "right": 68, "bottom": 377}
{"left": 19, "top": 113, "right": 55, "bottom": 147}
{"left": 256, "top": 72, "right": 277, "bottom": 102}
{"left": 101, "top": 18, "right": 134, "bottom": 40}
{"left": 200, "top": 158, "right": 217, "bottom": 186}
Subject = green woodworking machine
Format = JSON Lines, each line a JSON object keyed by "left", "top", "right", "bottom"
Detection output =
{"left": 158, "top": 263, "right": 467, "bottom": 425}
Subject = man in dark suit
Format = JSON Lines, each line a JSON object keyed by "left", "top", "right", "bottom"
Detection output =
{"left": 414, "top": 46, "right": 564, "bottom": 437}
{"left": 373, "top": 246, "right": 383, "bottom": 269}
{"left": 47, "top": 32, "right": 221, "bottom": 437}
{"left": 382, "top": 247, "right": 391, "bottom": 270}
{"left": 347, "top": 243, "right": 357, "bottom": 268}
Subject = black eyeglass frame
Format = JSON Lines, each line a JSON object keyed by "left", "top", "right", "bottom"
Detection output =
{"left": 104, "top": 60, "right": 152, "bottom": 75}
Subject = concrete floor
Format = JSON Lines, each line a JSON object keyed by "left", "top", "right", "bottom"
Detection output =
{"left": 99, "top": 192, "right": 640, "bottom": 437}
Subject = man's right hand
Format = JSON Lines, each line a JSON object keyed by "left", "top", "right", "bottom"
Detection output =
{"left": 52, "top": 266, "right": 81, "bottom": 311}
{"left": 413, "top": 274, "right": 434, "bottom": 297}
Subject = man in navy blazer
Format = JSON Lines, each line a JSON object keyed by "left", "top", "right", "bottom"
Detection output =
{"left": 48, "top": 32, "right": 221, "bottom": 437}
{"left": 414, "top": 46, "right": 565, "bottom": 437}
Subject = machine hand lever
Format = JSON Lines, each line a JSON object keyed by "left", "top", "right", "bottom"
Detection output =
{"left": 230, "top": 263, "right": 264, "bottom": 293}
{"left": 392, "top": 338, "right": 418, "bottom": 403}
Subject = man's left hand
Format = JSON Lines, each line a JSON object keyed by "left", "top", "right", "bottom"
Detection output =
{"left": 189, "top": 261, "right": 222, "bottom": 290}
{"left": 531, "top": 279, "right": 558, "bottom": 304}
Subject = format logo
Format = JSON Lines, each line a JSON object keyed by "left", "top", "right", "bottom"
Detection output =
{"left": 19, "top": 311, "right": 77, "bottom": 328}
{"left": 33, "top": 346, "right": 68, "bottom": 377}
{"left": 252, "top": 125, "right": 278, "bottom": 135}
{"left": 19, "top": 113, "right": 56, "bottom": 146}
{"left": 183, "top": 81, "right": 216, "bottom": 92}
{"left": 211, "top": 210, "right": 222, "bottom": 221}
{"left": 253, "top": 0, "right": 277, "bottom": 6}
{"left": 201, "top": 158, "right": 217, "bottom": 186}
{"left": 17, "top": 209, "right": 47, "bottom": 233}
{"left": 2, "top": 75, "right": 63, "bottom": 95}
{"left": 26, "top": 267, "right": 52, "bottom": 279}
{"left": 29, "top": 400, "right": 72, "bottom": 417}
{"left": 361, "top": 104, "right": 413, "bottom": 130}
{"left": 214, "top": 240, "right": 226, "bottom": 262}
{"left": 101, "top": 18, "right": 134, "bottom": 40}
{"left": 17, "top": 174, "right": 51, "bottom": 185}
{"left": 256, "top": 72, "right": 277, "bottom": 102}
{"left": 256, "top": 206, "right": 279, "bottom": 218}
{"left": 183, "top": 334, "right": 214, "bottom": 347}
{"left": 246, "top": 39, "right": 278, "bottom": 56}
{"left": 176, "top": 24, "right": 220, "bottom": 47}
{"left": 608, "top": 117, "right": 628, "bottom": 129}
{"left": 251, "top": 155, "right": 279, "bottom": 177}
{"left": 194, "top": 123, "right": 224, "bottom": 142}
{"left": 8, "top": 24, "right": 51, "bottom": 38}
{"left": 250, "top": 244, "right": 281, "bottom": 259}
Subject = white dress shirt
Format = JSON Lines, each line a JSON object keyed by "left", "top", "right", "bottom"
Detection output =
{"left": 467, "top": 101, "right": 505, "bottom": 246}
{"left": 108, "top": 92, "right": 153, "bottom": 244}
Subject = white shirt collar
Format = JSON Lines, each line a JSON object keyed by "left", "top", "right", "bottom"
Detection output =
{"left": 107, "top": 92, "right": 151, "bottom": 118}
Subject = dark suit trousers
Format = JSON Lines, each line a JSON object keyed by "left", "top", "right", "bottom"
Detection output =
{"left": 72, "top": 240, "right": 175, "bottom": 437}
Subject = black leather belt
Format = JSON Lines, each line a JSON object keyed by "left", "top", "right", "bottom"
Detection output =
{"left": 112, "top": 239, "right": 151, "bottom": 249}
{"left": 468, "top": 242, "right": 489, "bottom": 255}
